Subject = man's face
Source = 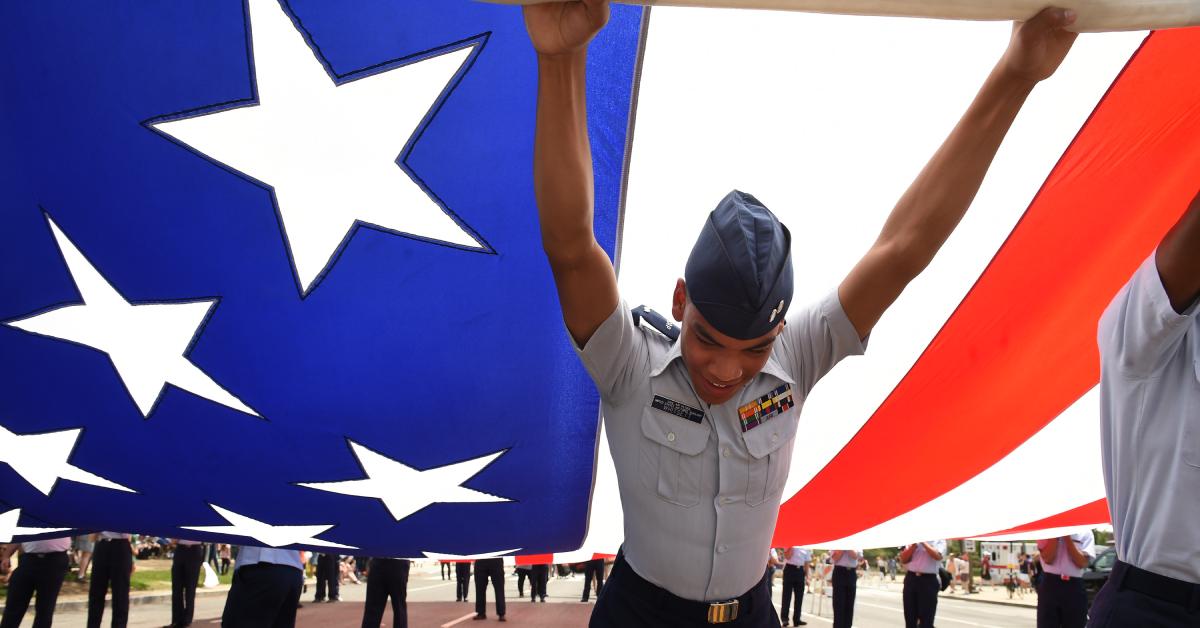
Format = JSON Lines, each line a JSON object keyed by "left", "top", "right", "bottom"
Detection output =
{"left": 672, "top": 279, "right": 783, "bottom": 406}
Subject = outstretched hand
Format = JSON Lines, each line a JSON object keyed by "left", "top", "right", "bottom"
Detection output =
{"left": 524, "top": 0, "right": 610, "bottom": 57}
{"left": 999, "top": 6, "right": 1079, "bottom": 84}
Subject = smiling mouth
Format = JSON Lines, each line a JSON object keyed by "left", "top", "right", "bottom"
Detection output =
{"left": 706, "top": 378, "right": 737, "bottom": 390}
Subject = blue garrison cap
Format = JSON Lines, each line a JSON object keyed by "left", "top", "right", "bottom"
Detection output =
{"left": 684, "top": 190, "right": 793, "bottom": 340}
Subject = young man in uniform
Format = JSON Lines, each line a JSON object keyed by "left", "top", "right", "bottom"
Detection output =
{"left": 1036, "top": 532, "right": 1095, "bottom": 628}
{"left": 781, "top": 547, "right": 811, "bottom": 626}
{"left": 169, "top": 538, "right": 205, "bottom": 628}
{"left": 1089, "top": 188, "right": 1200, "bottom": 627}
{"left": 0, "top": 536, "right": 72, "bottom": 628}
{"left": 525, "top": 1, "right": 1077, "bottom": 625}
{"left": 830, "top": 549, "right": 861, "bottom": 628}
{"left": 221, "top": 546, "right": 304, "bottom": 628}
{"left": 899, "top": 540, "right": 946, "bottom": 627}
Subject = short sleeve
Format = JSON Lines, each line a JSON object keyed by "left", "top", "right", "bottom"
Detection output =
{"left": 776, "top": 290, "right": 867, "bottom": 395}
{"left": 1099, "top": 253, "right": 1199, "bottom": 378}
{"left": 933, "top": 540, "right": 947, "bottom": 557}
{"left": 1075, "top": 533, "right": 1096, "bottom": 559}
{"left": 572, "top": 299, "right": 652, "bottom": 401}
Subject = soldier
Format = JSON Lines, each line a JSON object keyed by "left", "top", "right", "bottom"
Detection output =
{"left": 900, "top": 541, "right": 946, "bottom": 628}
{"left": 524, "top": 1, "right": 1078, "bottom": 625}
{"left": 361, "top": 558, "right": 410, "bottom": 628}
{"left": 87, "top": 532, "right": 133, "bottom": 628}
{"left": 1090, "top": 189, "right": 1200, "bottom": 626}
{"left": 168, "top": 538, "right": 205, "bottom": 628}
{"left": 221, "top": 546, "right": 304, "bottom": 628}
{"left": 830, "top": 550, "right": 860, "bottom": 628}
{"left": 1036, "top": 533, "right": 1094, "bottom": 628}
{"left": 0, "top": 536, "right": 72, "bottom": 628}
{"left": 472, "top": 557, "right": 506, "bottom": 621}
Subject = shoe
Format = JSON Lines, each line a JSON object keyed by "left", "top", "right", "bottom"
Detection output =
{"left": 796, "top": 621, "right": 808, "bottom": 626}
{"left": 456, "top": 598, "right": 463, "bottom": 602}
{"left": 472, "top": 615, "right": 486, "bottom": 621}
{"left": 498, "top": 617, "right": 506, "bottom": 622}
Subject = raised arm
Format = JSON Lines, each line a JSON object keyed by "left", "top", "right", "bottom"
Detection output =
{"left": 1156, "top": 188, "right": 1200, "bottom": 314}
{"left": 525, "top": 0, "right": 620, "bottom": 346}
{"left": 838, "top": 7, "right": 1077, "bottom": 339}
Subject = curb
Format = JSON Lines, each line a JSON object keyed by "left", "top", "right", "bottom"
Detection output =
{"left": 939, "top": 592, "right": 1037, "bottom": 610}
{"left": 0, "top": 586, "right": 232, "bottom": 615}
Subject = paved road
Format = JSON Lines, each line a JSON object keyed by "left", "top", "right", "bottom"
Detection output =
{"left": 20, "top": 565, "right": 1037, "bottom": 627}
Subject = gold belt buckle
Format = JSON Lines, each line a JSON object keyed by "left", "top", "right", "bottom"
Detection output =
{"left": 706, "top": 600, "right": 739, "bottom": 624}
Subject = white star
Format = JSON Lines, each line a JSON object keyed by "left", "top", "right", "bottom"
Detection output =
{"left": 0, "top": 424, "right": 134, "bottom": 495}
{"left": 0, "top": 509, "right": 72, "bottom": 543}
{"left": 182, "top": 504, "right": 355, "bottom": 549}
{"left": 298, "top": 440, "right": 511, "bottom": 522}
{"left": 150, "top": 0, "right": 485, "bottom": 294}
{"left": 422, "top": 548, "right": 521, "bottom": 561}
{"left": 4, "top": 215, "right": 258, "bottom": 418}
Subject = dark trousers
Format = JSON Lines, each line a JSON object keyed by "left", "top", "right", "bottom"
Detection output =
{"left": 221, "top": 563, "right": 303, "bottom": 628}
{"left": 1037, "top": 575, "right": 1087, "bottom": 628}
{"left": 832, "top": 566, "right": 857, "bottom": 628}
{"left": 1085, "top": 561, "right": 1200, "bottom": 628}
{"left": 781, "top": 564, "right": 805, "bottom": 623}
{"left": 172, "top": 544, "right": 204, "bottom": 626}
{"left": 474, "top": 558, "right": 506, "bottom": 618}
{"left": 583, "top": 559, "right": 606, "bottom": 601}
{"left": 441, "top": 561, "right": 451, "bottom": 580}
{"left": 590, "top": 553, "right": 780, "bottom": 627}
{"left": 315, "top": 553, "right": 340, "bottom": 601}
{"left": 455, "top": 563, "right": 471, "bottom": 601}
{"left": 530, "top": 564, "right": 550, "bottom": 601}
{"left": 362, "top": 558, "right": 409, "bottom": 628}
{"left": 903, "top": 572, "right": 940, "bottom": 627}
{"left": 0, "top": 551, "right": 70, "bottom": 628}
{"left": 517, "top": 569, "right": 529, "bottom": 597}
{"left": 88, "top": 539, "right": 132, "bottom": 628}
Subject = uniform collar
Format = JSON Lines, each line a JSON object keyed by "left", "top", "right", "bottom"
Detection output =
{"left": 648, "top": 339, "right": 795, "bottom": 386}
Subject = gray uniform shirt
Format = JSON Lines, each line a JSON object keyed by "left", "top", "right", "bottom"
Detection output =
{"left": 1098, "top": 254, "right": 1200, "bottom": 583}
{"left": 575, "top": 290, "right": 865, "bottom": 601}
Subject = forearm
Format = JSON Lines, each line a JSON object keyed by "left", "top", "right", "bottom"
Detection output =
{"left": 1064, "top": 542, "right": 1089, "bottom": 568}
{"left": 921, "top": 543, "right": 943, "bottom": 561}
{"left": 873, "top": 65, "right": 1035, "bottom": 279}
{"left": 534, "top": 51, "right": 597, "bottom": 265}
{"left": 899, "top": 546, "right": 916, "bottom": 563}
{"left": 1038, "top": 540, "right": 1058, "bottom": 563}
{"left": 1156, "top": 189, "right": 1200, "bottom": 313}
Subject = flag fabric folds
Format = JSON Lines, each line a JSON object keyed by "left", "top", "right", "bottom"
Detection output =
{"left": 0, "top": 0, "right": 644, "bottom": 557}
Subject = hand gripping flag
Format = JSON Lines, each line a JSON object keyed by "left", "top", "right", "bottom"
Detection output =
{"left": 0, "top": 0, "right": 645, "bottom": 557}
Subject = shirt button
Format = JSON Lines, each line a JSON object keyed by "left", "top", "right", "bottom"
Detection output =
{"left": 667, "top": 432, "right": 676, "bottom": 443}
{"left": 718, "top": 544, "right": 728, "bottom": 554}
{"left": 721, "top": 497, "right": 735, "bottom": 504}
{"left": 771, "top": 433, "right": 779, "bottom": 443}
{"left": 722, "top": 447, "right": 731, "bottom": 458}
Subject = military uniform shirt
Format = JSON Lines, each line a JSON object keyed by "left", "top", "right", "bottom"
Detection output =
{"left": 1038, "top": 533, "right": 1095, "bottom": 578}
{"left": 786, "top": 547, "right": 812, "bottom": 568}
{"left": 575, "top": 290, "right": 865, "bottom": 601}
{"left": 833, "top": 550, "right": 861, "bottom": 569}
{"left": 21, "top": 537, "right": 71, "bottom": 553}
{"left": 1098, "top": 253, "right": 1200, "bottom": 583}
{"left": 903, "top": 541, "right": 946, "bottom": 575}
{"left": 234, "top": 546, "right": 303, "bottom": 571}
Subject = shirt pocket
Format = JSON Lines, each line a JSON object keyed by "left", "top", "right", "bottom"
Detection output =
{"left": 639, "top": 404, "right": 711, "bottom": 508}
{"left": 742, "top": 413, "right": 798, "bottom": 507}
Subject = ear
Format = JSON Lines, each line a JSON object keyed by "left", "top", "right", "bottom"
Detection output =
{"left": 672, "top": 279, "right": 687, "bottom": 322}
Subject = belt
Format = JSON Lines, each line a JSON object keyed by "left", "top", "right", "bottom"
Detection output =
{"left": 1114, "top": 560, "right": 1200, "bottom": 612}
{"left": 612, "top": 552, "right": 759, "bottom": 624}
{"left": 906, "top": 571, "right": 937, "bottom": 577}
{"left": 24, "top": 551, "right": 68, "bottom": 558}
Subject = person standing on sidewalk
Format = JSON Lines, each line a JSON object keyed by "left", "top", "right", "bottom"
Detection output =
{"left": 455, "top": 561, "right": 471, "bottom": 603}
{"left": 472, "top": 557, "right": 506, "bottom": 621}
{"left": 781, "top": 546, "right": 811, "bottom": 626}
{"left": 900, "top": 540, "right": 946, "bottom": 628}
{"left": 0, "top": 536, "right": 72, "bottom": 628}
{"left": 1036, "top": 532, "right": 1094, "bottom": 628}
{"left": 1090, "top": 189, "right": 1200, "bottom": 626}
{"left": 168, "top": 538, "right": 205, "bottom": 628}
{"left": 830, "top": 550, "right": 860, "bottom": 628}
{"left": 87, "top": 532, "right": 133, "bottom": 628}
{"left": 221, "top": 546, "right": 304, "bottom": 628}
{"left": 313, "top": 552, "right": 340, "bottom": 602}
{"left": 582, "top": 557, "right": 606, "bottom": 602}
{"left": 361, "top": 558, "right": 410, "bottom": 628}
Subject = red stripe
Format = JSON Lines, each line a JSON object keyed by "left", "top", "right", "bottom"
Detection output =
{"left": 774, "top": 28, "right": 1200, "bottom": 546}
{"left": 515, "top": 553, "right": 554, "bottom": 565}
{"left": 973, "top": 499, "right": 1110, "bottom": 538}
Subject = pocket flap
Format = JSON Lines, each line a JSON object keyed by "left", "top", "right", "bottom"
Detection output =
{"left": 641, "top": 405, "right": 710, "bottom": 456}
{"left": 742, "top": 412, "right": 798, "bottom": 459}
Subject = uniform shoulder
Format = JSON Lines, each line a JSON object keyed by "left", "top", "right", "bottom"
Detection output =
{"left": 632, "top": 305, "right": 679, "bottom": 343}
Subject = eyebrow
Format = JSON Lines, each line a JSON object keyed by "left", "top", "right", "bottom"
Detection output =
{"left": 695, "top": 324, "right": 779, "bottom": 351}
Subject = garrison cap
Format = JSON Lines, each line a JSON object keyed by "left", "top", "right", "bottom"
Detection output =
{"left": 684, "top": 190, "right": 793, "bottom": 340}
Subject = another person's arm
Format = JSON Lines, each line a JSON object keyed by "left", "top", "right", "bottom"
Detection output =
{"left": 899, "top": 544, "right": 917, "bottom": 564}
{"left": 838, "top": 7, "right": 1078, "bottom": 340}
{"left": 525, "top": 0, "right": 619, "bottom": 347}
{"left": 1156, "top": 189, "right": 1200, "bottom": 313}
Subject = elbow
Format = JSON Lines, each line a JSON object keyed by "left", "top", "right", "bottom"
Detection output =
{"left": 872, "top": 237, "right": 931, "bottom": 285}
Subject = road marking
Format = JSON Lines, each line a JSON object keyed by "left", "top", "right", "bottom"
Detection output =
{"left": 441, "top": 612, "right": 479, "bottom": 627}
{"left": 410, "top": 581, "right": 454, "bottom": 592}
{"left": 855, "top": 602, "right": 1007, "bottom": 628}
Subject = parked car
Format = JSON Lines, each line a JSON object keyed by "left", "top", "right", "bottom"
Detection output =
{"left": 1083, "top": 546, "right": 1117, "bottom": 605}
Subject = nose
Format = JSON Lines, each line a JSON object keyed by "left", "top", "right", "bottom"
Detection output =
{"left": 710, "top": 359, "right": 743, "bottom": 384}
